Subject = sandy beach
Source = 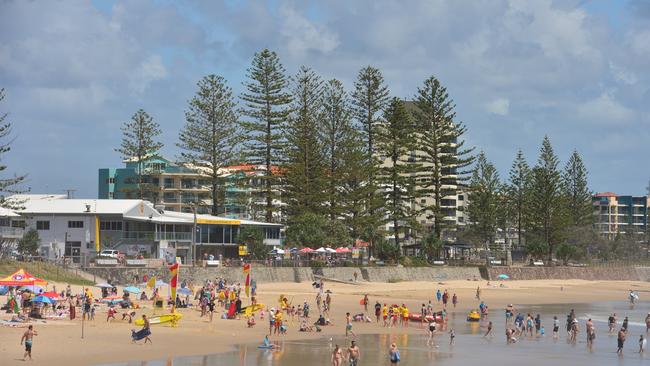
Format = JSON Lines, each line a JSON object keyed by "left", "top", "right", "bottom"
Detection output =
{"left": 1, "top": 278, "right": 647, "bottom": 366}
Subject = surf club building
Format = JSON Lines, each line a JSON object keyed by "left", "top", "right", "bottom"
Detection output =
{"left": 9, "top": 194, "right": 282, "bottom": 264}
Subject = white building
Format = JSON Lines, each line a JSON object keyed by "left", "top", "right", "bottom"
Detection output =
{"left": 10, "top": 195, "right": 282, "bottom": 264}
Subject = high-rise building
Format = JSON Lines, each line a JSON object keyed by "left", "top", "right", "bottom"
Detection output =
{"left": 99, "top": 156, "right": 284, "bottom": 221}
{"left": 592, "top": 192, "right": 649, "bottom": 240}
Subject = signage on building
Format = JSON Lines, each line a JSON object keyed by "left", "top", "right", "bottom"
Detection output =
{"left": 352, "top": 248, "right": 360, "bottom": 259}
{"left": 238, "top": 245, "right": 248, "bottom": 256}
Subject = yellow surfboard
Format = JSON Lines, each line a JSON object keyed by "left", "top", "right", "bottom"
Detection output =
{"left": 135, "top": 313, "right": 183, "bottom": 326}
{"left": 243, "top": 303, "right": 265, "bottom": 317}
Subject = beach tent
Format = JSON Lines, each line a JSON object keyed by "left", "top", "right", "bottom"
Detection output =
{"left": 299, "top": 247, "right": 315, "bottom": 254}
{"left": 41, "top": 291, "right": 61, "bottom": 300}
{"left": 95, "top": 283, "right": 113, "bottom": 288}
{"left": 325, "top": 248, "right": 336, "bottom": 254}
{"left": 315, "top": 247, "right": 326, "bottom": 253}
{"left": 0, "top": 269, "right": 47, "bottom": 287}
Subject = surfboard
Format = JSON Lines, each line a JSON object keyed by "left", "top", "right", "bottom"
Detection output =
{"left": 134, "top": 313, "right": 182, "bottom": 326}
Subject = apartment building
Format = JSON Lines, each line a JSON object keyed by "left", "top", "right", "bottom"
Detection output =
{"left": 593, "top": 192, "right": 649, "bottom": 240}
{"left": 99, "top": 156, "right": 284, "bottom": 221}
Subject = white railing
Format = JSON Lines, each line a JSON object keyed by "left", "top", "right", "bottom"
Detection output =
{"left": 154, "top": 232, "right": 192, "bottom": 241}
{"left": 0, "top": 227, "right": 23, "bottom": 238}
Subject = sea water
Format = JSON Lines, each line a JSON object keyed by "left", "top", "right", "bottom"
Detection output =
{"left": 102, "top": 301, "right": 650, "bottom": 365}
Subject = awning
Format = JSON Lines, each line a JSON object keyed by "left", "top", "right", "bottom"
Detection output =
{"left": 0, "top": 269, "right": 48, "bottom": 287}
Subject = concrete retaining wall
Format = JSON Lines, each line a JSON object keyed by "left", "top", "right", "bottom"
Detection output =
{"left": 486, "top": 266, "right": 644, "bottom": 281}
{"left": 84, "top": 265, "right": 650, "bottom": 286}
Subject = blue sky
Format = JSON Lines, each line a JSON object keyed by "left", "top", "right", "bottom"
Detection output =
{"left": 1, "top": 0, "right": 649, "bottom": 198}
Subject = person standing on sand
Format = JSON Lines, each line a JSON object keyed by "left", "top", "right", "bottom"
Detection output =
{"left": 142, "top": 314, "right": 152, "bottom": 344}
{"left": 331, "top": 344, "right": 343, "bottom": 366}
{"left": 389, "top": 343, "right": 401, "bottom": 364}
{"left": 375, "top": 301, "right": 382, "bottom": 323}
{"left": 347, "top": 340, "right": 361, "bottom": 366}
{"left": 476, "top": 286, "right": 481, "bottom": 300}
{"left": 382, "top": 304, "right": 389, "bottom": 327}
{"left": 617, "top": 328, "right": 626, "bottom": 354}
{"left": 345, "top": 312, "right": 356, "bottom": 338}
{"left": 452, "top": 293, "right": 458, "bottom": 308}
{"left": 20, "top": 325, "right": 37, "bottom": 361}
{"left": 436, "top": 289, "right": 441, "bottom": 303}
{"left": 363, "top": 294, "right": 369, "bottom": 314}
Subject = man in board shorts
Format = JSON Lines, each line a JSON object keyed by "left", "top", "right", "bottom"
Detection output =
{"left": 20, "top": 325, "right": 38, "bottom": 361}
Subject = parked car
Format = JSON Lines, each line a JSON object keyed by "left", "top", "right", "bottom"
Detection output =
{"left": 99, "top": 250, "right": 124, "bottom": 259}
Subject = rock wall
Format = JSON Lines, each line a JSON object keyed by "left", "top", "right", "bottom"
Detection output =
{"left": 486, "top": 266, "right": 645, "bottom": 281}
{"left": 85, "top": 266, "right": 480, "bottom": 285}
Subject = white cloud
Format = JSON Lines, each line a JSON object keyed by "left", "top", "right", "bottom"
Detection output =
{"left": 609, "top": 62, "right": 638, "bottom": 85}
{"left": 129, "top": 55, "right": 168, "bottom": 94}
{"left": 280, "top": 5, "right": 339, "bottom": 57}
{"left": 577, "top": 93, "right": 635, "bottom": 124}
{"left": 485, "top": 98, "right": 510, "bottom": 116}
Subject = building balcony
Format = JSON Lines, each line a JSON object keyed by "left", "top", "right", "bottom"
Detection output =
{"left": 0, "top": 227, "right": 23, "bottom": 239}
{"left": 155, "top": 232, "right": 192, "bottom": 241}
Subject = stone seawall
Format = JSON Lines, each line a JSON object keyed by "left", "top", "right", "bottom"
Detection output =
{"left": 84, "top": 265, "right": 648, "bottom": 286}
{"left": 486, "top": 266, "right": 647, "bottom": 281}
{"left": 85, "top": 266, "right": 480, "bottom": 285}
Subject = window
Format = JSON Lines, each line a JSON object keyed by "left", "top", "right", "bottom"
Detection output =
{"left": 106, "top": 177, "right": 115, "bottom": 184}
{"left": 68, "top": 221, "right": 84, "bottom": 228}
{"left": 12, "top": 220, "right": 25, "bottom": 228}
{"left": 100, "top": 221, "right": 123, "bottom": 231}
{"left": 36, "top": 221, "right": 50, "bottom": 230}
{"left": 458, "top": 195, "right": 464, "bottom": 201}
{"left": 164, "top": 178, "right": 174, "bottom": 188}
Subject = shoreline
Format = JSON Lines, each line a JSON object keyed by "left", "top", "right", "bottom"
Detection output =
{"left": 1, "top": 279, "right": 647, "bottom": 366}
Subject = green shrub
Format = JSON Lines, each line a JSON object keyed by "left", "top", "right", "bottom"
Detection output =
{"left": 387, "top": 278, "right": 402, "bottom": 283}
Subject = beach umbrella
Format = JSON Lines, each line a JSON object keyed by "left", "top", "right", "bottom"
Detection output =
{"left": 95, "top": 283, "right": 113, "bottom": 288}
{"left": 299, "top": 247, "right": 315, "bottom": 254}
{"left": 335, "top": 247, "right": 351, "bottom": 253}
{"left": 124, "top": 286, "right": 141, "bottom": 294}
{"left": 0, "top": 285, "right": 8, "bottom": 295}
{"left": 19, "top": 285, "right": 43, "bottom": 293}
{"left": 497, "top": 274, "right": 509, "bottom": 280}
{"left": 31, "top": 295, "right": 54, "bottom": 304}
{"left": 177, "top": 288, "right": 192, "bottom": 296}
{"left": 41, "top": 291, "right": 61, "bottom": 300}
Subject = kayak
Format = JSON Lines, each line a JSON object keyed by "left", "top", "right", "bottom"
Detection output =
{"left": 408, "top": 312, "right": 444, "bottom": 323}
{"left": 467, "top": 311, "right": 481, "bottom": 322}
{"left": 134, "top": 313, "right": 182, "bottom": 326}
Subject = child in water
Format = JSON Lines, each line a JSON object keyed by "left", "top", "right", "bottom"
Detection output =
{"left": 540, "top": 326, "right": 545, "bottom": 337}
{"left": 449, "top": 329, "right": 455, "bottom": 345}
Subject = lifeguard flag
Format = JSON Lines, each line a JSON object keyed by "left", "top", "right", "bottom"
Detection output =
{"left": 169, "top": 263, "right": 179, "bottom": 312}
{"left": 243, "top": 263, "right": 251, "bottom": 297}
{"left": 146, "top": 276, "right": 156, "bottom": 289}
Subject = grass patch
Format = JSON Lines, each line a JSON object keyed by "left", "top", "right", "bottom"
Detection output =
{"left": 0, "top": 260, "right": 93, "bottom": 286}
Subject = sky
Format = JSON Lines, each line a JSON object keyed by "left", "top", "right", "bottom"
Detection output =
{"left": 1, "top": 0, "right": 649, "bottom": 198}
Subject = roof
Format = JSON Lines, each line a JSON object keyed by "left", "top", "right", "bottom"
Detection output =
{"left": 595, "top": 192, "right": 617, "bottom": 197}
{"left": 16, "top": 198, "right": 145, "bottom": 215}
{"left": 10, "top": 194, "right": 68, "bottom": 201}
{"left": 0, "top": 207, "right": 19, "bottom": 217}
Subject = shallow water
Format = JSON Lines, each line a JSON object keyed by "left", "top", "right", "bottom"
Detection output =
{"left": 102, "top": 301, "right": 650, "bottom": 365}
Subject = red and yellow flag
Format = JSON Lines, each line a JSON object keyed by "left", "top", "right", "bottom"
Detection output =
{"left": 169, "top": 263, "right": 179, "bottom": 312}
{"left": 243, "top": 263, "right": 251, "bottom": 297}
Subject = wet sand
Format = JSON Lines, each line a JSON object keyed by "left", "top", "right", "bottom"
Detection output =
{"left": 0, "top": 278, "right": 648, "bottom": 366}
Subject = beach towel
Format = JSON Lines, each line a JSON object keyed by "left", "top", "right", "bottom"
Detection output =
{"left": 131, "top": 328, "right": 151, "bottom": 341}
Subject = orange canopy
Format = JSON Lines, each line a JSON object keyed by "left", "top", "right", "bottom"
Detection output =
{"left": 0, "top": 268, "right": 48, "bottom": 286}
